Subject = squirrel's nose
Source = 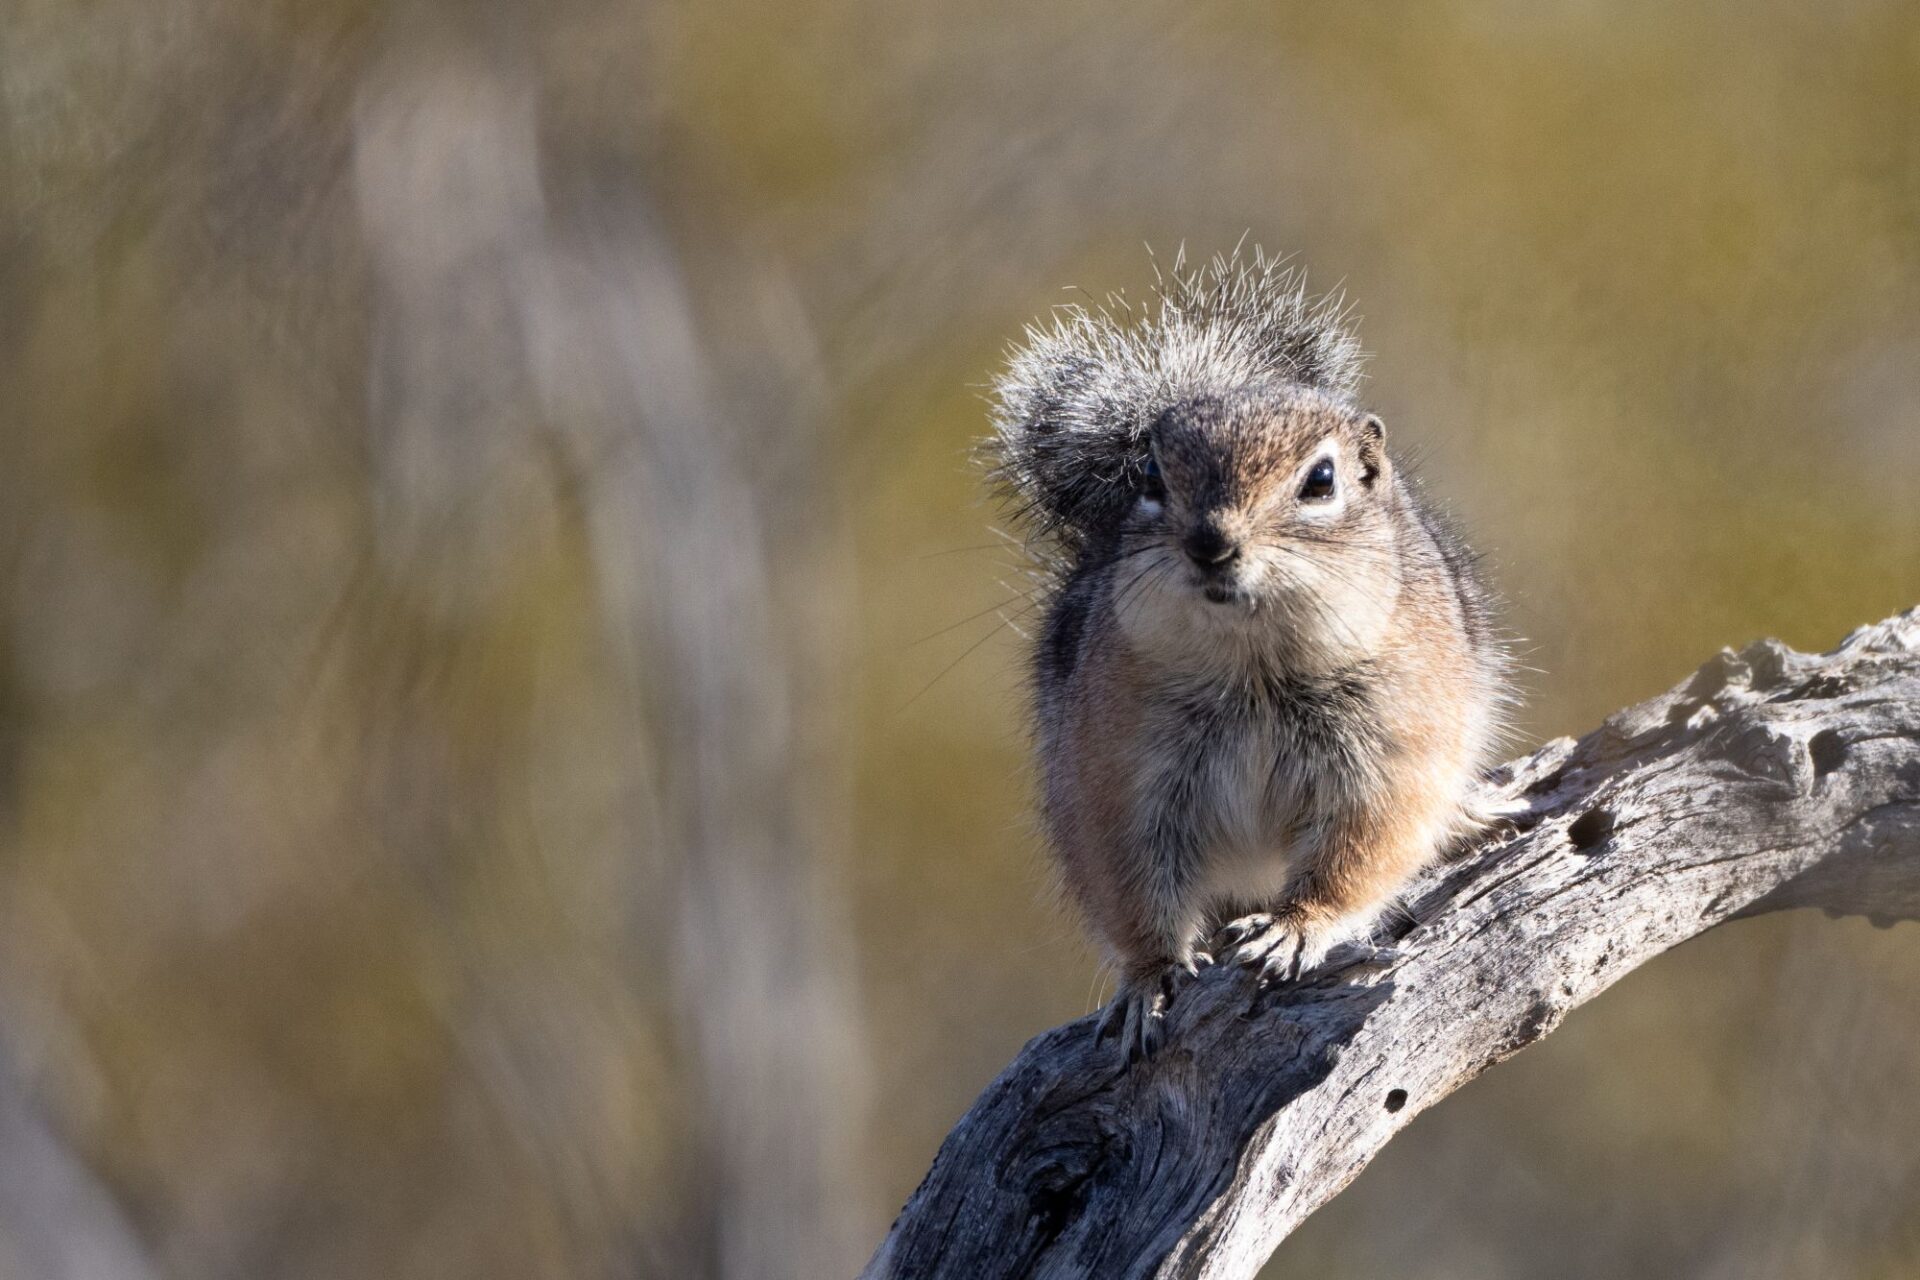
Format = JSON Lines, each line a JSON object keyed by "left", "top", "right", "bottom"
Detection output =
{"left": 1183, "top": 526, "right": 1240, "bottom": 570}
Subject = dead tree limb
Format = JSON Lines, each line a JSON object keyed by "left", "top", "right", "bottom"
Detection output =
{"left": 865, "top": 606, "right": 1920, "bottom": 1280}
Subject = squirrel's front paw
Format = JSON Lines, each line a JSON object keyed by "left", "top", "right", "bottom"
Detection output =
{"left": 1215, "top": 909, "right": 1342, "bottom": 985}
{"left": 1095, "top": 955, "right": 1207, "bottom": 1062}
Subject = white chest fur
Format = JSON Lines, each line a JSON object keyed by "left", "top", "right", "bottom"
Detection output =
{"left": 1125, "top": 694, "right": 1316, "bottom": 911}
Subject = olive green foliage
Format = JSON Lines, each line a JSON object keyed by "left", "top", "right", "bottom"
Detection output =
{"left": 1, "top": 1, "right": 1917, "bottom": 1277}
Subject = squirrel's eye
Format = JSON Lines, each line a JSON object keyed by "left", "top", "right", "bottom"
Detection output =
{"left": 1140, "top": 455, "right": 1166, "bottom": 500}
{"left": 1299, "top": 457, "right": 1336, "bottom": 502}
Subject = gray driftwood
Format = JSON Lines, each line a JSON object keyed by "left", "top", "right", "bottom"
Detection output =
{"left": 865, "top": 606, "right": 1920, "bottom": 1279}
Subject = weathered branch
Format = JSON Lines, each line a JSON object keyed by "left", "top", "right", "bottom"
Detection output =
{"left": 866, "top": 606, "right": 1920, "bottom": 1280}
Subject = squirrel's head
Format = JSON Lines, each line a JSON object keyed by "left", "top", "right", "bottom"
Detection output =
{"left": 1115, "top": 384, "right": 1403, "bottom": 668}
{"left": 990, "top": 249, "right": 1401, "bottom": 668}
{"left": 989, "top": 248, "right": 1364, "bottom": 550}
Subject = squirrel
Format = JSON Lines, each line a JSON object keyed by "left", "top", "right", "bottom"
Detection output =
{"left": 987, "top": 249, "right": 1514, "bottom": 1059}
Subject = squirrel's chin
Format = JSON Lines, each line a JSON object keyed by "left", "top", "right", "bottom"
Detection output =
{"left": 1113, "top": 560, "right": 1413, "bottom": 679}
{"left": 1201, "top": 580, "right": 1244, "bottom": 606}
{"left": 1118, "top": 572, "right": 1367, "bottom": 676}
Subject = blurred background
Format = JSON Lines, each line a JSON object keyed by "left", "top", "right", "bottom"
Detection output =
{"left": 1, "top": 1, "right": 1918, "bottom": 1276}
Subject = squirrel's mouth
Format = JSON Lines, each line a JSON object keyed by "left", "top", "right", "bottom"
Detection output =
{"left": 1197, "top": 573, "right": 1264, "bottom": 610}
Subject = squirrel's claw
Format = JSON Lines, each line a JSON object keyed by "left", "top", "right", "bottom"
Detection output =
{"left": 1096, "top": 957, "right": 1205, "bottom": 1062}
{"left": 1212, "top": 913, "right": 1273, "bottom": 949}
{"left": 1095, "top": 982, "right": 1166, "bottom": 1061}
{"left": 1217, "top": 911, "right": 1336, "bottom": 987}
{"left": 1218, "top": 912, "right": 1402, "bottom": 994}
{"left": 1260, "top": 931, "right": 1315, "bottom": 986}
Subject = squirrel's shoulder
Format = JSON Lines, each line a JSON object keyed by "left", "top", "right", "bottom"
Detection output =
{"left": 1394, "top": 473, "right": 1500, "bottom": 657}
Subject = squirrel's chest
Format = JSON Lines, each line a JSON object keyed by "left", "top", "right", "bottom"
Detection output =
{"left": 1127, "top": 700, "right": 1322, "bottom": 863}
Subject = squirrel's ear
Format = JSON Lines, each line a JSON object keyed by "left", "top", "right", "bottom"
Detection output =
{"left": 1357, "top": 414, "right": 1388, "bottom": 488}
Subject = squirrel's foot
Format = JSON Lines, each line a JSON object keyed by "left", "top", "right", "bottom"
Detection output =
{"left": 1095, "top": 954, "right": 1208, "bottom": 1062}
{"left": 1215, "top": 909, "right": 1355, "bottom": 986}
{"left": 1442, "top": 790, "right": 1531, "bottom": 860}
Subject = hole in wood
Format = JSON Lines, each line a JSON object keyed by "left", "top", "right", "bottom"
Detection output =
{"left": 1567, "top": 807, "right": 1614, "bottom": 852}
{"left": 1526, "top": 767, "right": 1567, "bottom": 796}
{"left": 1809, "top": 729, "right": 1847, "bottom": 777}
{"left": 1384, "top": 1089, "right": 1408, "bottom": 1113}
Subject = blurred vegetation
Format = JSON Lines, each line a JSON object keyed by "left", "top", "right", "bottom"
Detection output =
{"left": 0, "top": 1, "right": 1916, "bottom": 1277}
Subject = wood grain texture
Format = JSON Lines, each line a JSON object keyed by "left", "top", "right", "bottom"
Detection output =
{"left": 865, "top": 606, "right": 1920, "bottom": 1280}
